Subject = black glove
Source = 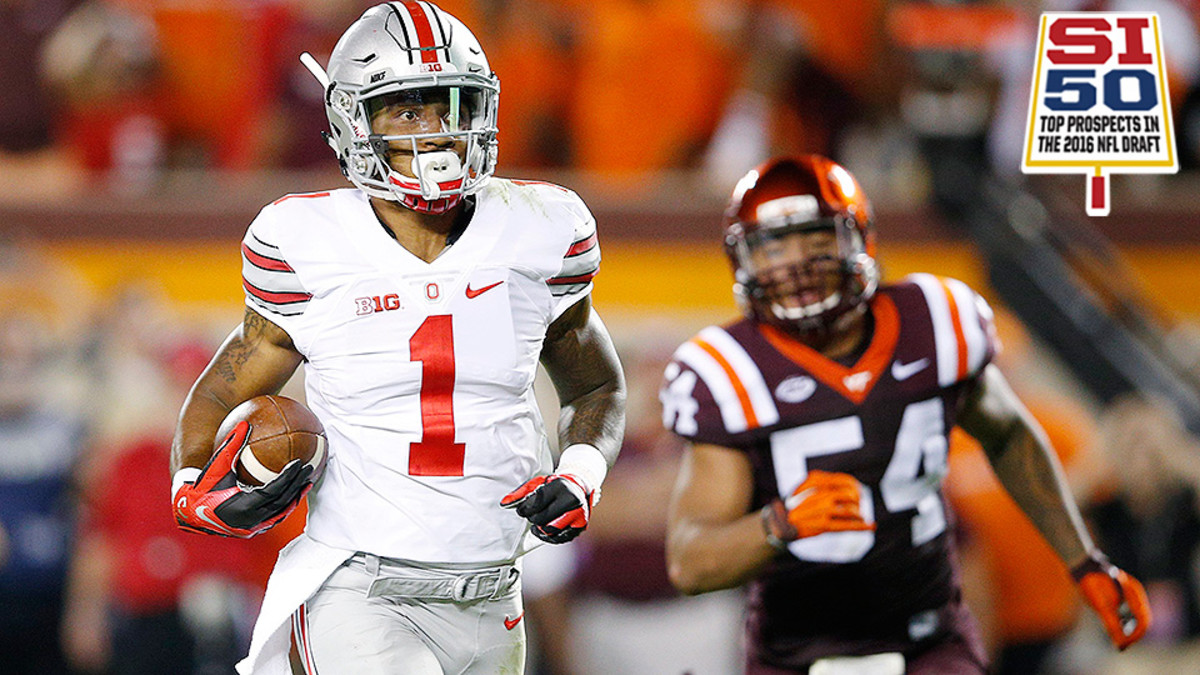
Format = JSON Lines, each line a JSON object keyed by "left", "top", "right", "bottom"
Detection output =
{"left": 174, "top": 421, "right": 314, "bottom": 537}
{"left": 500, "top": 474, "right": 593, "bottom": 544}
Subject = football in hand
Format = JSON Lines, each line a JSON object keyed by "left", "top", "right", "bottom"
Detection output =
{"left": 216, "top": 395, "right": 327, "bottom": 487}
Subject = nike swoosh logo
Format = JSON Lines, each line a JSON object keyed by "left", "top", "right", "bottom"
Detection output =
{"left": 196, "top": 506, "right": 234, "bottom": 535}
{"left": 892, "top": 358, "right": 930, "bottom": 381}
{"left": 504, "top": 612, "right": 524, "bottom": 631}
{"left": 465, "top": 280, "right": 504, "bottom": 299}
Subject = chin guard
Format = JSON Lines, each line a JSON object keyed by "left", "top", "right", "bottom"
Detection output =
{"left": 411, "top": 151, "right": 464, "bottom": 200}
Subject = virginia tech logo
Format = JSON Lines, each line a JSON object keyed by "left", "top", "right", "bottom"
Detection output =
{"left": 1022, "top": 12, "right": 1177, "bottom": 216}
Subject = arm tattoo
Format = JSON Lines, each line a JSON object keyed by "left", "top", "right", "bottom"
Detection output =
{"left": 541, "top": 300, "right": 627, "bottom": 465}
{"left": 213, "top": 310, "right": 287, "bottom": 384}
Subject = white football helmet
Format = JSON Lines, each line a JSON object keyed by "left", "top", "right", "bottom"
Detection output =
{"left": 305, "top": 2, "right": 499, "bottom": 214}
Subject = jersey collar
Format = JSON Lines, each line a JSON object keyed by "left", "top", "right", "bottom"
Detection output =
{"left": 757, "top": 293, "right": 900, "bottom": 404}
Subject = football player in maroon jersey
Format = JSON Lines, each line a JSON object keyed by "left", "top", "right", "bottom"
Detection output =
{"left": 661, "top": 155, "right": 1150, "bottom": 674}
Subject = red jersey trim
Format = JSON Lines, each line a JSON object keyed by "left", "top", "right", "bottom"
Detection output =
{"left": 242, "top": 242, "right": 295, "bottom": 272}
{"left": 565, "top": 233, "right": 599, "bottom": 258}
{"left": 548, "top": 270, "right": 598, "bottom": 285}
{"left": 271, "top": 191, "right": 330, "bottom": 205}
{"left": 243, "top": 278, "right": 312, "bottom": 305}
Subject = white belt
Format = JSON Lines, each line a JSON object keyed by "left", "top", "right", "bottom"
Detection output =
{"left": 353, "top": 554, "right": 520, "bottom": 603}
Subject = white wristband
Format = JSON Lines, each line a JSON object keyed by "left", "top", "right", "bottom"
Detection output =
{"left": 555, "top": 444, "right": 608, "bottom": 496}
{"left": 172, "top": 467, "right": 202, "bottom": 499}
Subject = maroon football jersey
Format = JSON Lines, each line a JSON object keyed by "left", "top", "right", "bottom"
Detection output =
{"left": 661, "top": 275, "right": 998, "bottom": 670}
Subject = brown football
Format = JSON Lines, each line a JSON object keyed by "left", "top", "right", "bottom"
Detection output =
{"left": 215, "top": 395, "right": 327, "bottom": 487}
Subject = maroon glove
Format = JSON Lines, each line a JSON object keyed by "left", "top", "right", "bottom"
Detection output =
{"left": 173, "top": 421, "right": 313, "bottom": 538}
{"left": 501, "top": 474, "right": 593, "bottom": 544}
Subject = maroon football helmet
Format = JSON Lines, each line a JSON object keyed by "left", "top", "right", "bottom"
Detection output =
{"left": 723, "top": 155, "right": 879, "bottom": 337}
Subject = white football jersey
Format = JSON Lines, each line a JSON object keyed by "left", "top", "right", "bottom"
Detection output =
{"left": 240, "top": 179, "right": 601, "bottom": 564}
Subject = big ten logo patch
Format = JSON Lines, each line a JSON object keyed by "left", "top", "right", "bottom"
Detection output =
{"left": 356, "top": 294, "right": 402, "bottom": 315}
{"left": 1022, "top": 12, "right": 1177, "bottom": 216}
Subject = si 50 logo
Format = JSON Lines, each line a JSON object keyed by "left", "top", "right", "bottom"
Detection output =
{"left": 1043, "top": 16, "right": 1157, "bottom": 112}
{"left": 1022, "top": 13, "right": 1176, "bottom": 216}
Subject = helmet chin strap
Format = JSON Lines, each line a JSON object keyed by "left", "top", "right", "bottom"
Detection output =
{"left": 411, "top": 150, "right": 463, "bottom": 200}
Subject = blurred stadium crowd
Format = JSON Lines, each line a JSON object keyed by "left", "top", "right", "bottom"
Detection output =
{"left": 4, "top": 0, "right": 1200, "bottom": 674}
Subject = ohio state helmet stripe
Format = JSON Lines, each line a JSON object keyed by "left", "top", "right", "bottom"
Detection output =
{"left": 676, "top": 341, "right": 750, "bottom": 433}
{"left": 426, "top": 2, "right": 452, "bottom": 62}
{"left": 399, "top": 0, "right": 441, "bottom": 64}
{"left": 697, "top": 326, "right": 780, "bottom": 427}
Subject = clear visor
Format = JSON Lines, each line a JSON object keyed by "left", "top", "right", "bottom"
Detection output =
{"left": 365, "top": 86, "right": 488, "bottom": 137}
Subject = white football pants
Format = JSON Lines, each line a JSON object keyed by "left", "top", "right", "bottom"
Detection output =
{"left": 291, "top": 553, "right": 525, "bottom": 675}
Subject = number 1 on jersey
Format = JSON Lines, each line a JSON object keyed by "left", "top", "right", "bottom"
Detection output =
{"left": 409, "top": 315, "right": 466, "bottom": 476}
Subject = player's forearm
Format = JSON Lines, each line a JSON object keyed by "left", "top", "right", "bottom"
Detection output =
{"left": 171, "top": 313, "right": 302, "bottom": 474}
{"left": 556, "top": 381, "right": 626, "bottom": 465}
{"left": 171, "top": 377, "right": 237, "bottom": 473}
{"left": 543, "top": 302, "right": 627, "bottom": 468}
{"left": 666, "top": 512, "right": 777, "bottom": 595}
{"left": 986, "top": 421, "right": 1095, "bottom": 569}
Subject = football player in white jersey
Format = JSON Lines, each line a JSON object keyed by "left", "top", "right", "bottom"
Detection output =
{"left": 660, "top": 156, "right": 1150, "bottom": 673}
{"left": 169, "top": 3, "right": 625, "bottom": 674}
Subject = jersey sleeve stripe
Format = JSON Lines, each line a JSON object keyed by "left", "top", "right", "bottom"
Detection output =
{"left": 250, "top": 232, "right": 280, "bottom": 251}
{"left": 676, "top": 341, "right": 749, "bottom": 434}
{"left": 944, "top": 278, "right": 989, "bottom": 375}
{"left": 242, "top": 242, "right": 295, "bottom": 272}
{"left": 910, "top": 273, "right": 959, "bottom": 387}
{"left": 548, "top": 270, "right": 598, "bottom": 285}
{"left": 936, "top": 278, "right": 970, "bottom": 381}
{"left": 697, "top": 327, "right": 780, "bottom": 427}
{"left": 550, "top": 283, "right": 591, "bottom": 298}
{"left": 243, "top": 278, "right": 312, "bottom": 305}
{"left": 693, "top": 337, "right": 759, "bottom": 429}
{"left": 565, "top": 233, "right": 599, "bottom": 258}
